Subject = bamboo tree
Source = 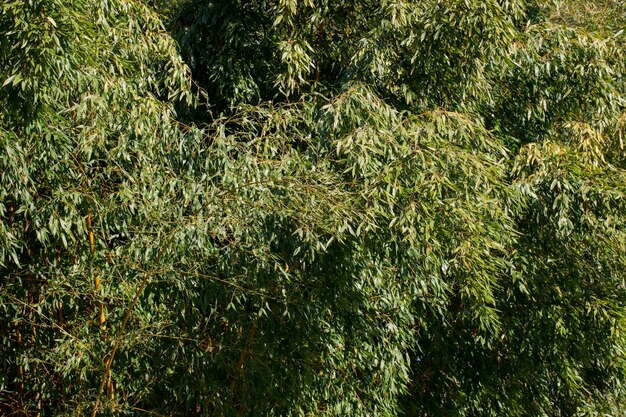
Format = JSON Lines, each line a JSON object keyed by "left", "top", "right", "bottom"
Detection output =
{"left": 1, "top": 0, "right": 626, "bottom": 416}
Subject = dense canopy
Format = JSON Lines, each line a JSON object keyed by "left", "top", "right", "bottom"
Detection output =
{"left": 1, "top": 0, "right": 626, "bottom": 416}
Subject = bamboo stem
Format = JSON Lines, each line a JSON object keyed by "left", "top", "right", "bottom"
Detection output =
{"left": 229, "top": 317, "right": 259, "bottom": 399}
{"left": 58, "top": 301, "right": 63, "bottom": 322}
{"left": 106, "top": 369, "right": 114, "bottom": 400}
{"left": 88, "top": 213, "right": 106, "bottom": 329}
{"left": 16, "top": 323, "right": 24, "bottom": 398}
{"left": 87, "top": 213, "right": 95, "bottom": 254}
{"left": 36, "top": 393, "right": 41, "bottom": 417}
{"left": 91, "top": 231, "right": 179, "bottom": 417}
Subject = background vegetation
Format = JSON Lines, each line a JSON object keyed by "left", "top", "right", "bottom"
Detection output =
{"left": 1, "top": 0, "right": 625, "bottom": 415}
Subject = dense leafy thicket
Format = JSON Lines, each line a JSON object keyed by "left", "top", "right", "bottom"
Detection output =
{"left": 1, "top": 0, "right": 625, "bottom": 416}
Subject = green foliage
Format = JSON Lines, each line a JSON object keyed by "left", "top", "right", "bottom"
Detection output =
{"left": 547, "top": 0, "right": 626, "bottom": 35}
{"left": 1, "top": 0, "right": 626, "bottom": 416}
